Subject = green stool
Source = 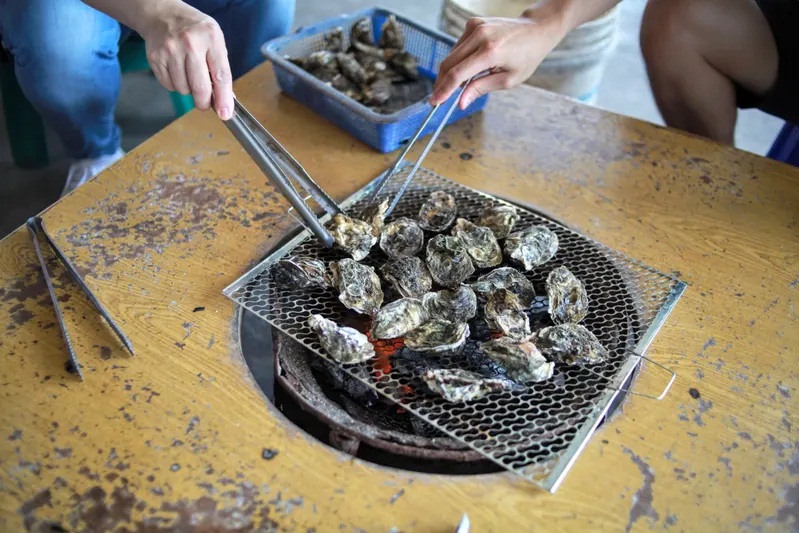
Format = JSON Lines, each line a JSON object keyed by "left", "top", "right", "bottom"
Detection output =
{"left": 1, "top": 36, "right": 195, "bottom": 169}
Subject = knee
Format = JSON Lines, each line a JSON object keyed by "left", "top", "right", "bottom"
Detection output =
{"left": 640, "top": 0, "right": 711, "bottom": 64}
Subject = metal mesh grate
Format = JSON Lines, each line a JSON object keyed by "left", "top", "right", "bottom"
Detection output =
{"left": 224, "top": 166, "right": 686, "bottom": 491}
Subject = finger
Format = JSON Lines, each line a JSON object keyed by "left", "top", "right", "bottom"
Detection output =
{"left": 430, "top": 35, "right": 482, "bottom": 104}
{"left": 458, "top": 71, "right": 512, "bottom": 109}
{"left": 167, "top": 54, "right": 191, "bottom": 95}
{"left": 151, "top": 63, "right": 175, "bottom": 92}
{"left": 207, "top": 43, "right": 233, "bottom": 120}
{"left": 431, "top": 46, "right": 494, "bottom": 106}
{"left": 451, "top": 16, "right": 483, "bottom": 49}
{"left": 186, "top": 51, "right": 213, "bottom": 110}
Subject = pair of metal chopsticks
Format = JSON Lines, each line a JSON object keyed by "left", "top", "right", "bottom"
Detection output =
{"left": 25, "top": 216, "right": 134, "bottom": 380}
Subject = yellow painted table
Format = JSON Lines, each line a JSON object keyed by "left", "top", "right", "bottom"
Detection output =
{"left": 1, "top": 64, "right": 798, "bottom": 532}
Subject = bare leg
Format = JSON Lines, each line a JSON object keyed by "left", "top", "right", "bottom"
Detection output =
{"left": 640, "top": 0, "right": 778, "bottom": 144}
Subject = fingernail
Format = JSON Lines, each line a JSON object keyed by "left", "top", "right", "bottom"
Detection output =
{"left": 461, "top": 96, "right": 472, "bottom": 109}
{"left": 219, "top": 107, "right": 231, "bottom": 120}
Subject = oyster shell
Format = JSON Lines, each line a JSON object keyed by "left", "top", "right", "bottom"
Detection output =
{"left": 336, "top": 52, "right": 367, "bottom": 85}
{"left": 389, "top": 51, "right": 419, "bottom": 80}
{"left": 380, "top": 217, "right": 424, "bottom": 259}
{"left": 405, "top": 320, "right": 469, "bottom": 353}
{"left": 477, "top": 204, "right": 520, "bottom": 239}
{"left": 484, "top": 289, "right": 531, "bottom": 340}
{"left": 302, "top": 50, "right": 339, "bottom": 82}
{"left": 426, "top": 235, "right": 475, "bottom": 287}
{"left": 370, "top": 298, "right": 428, "bottom": 339}
{"left": 329, "top": 259, "right": 384, "bottom": 315}
{"left": 350, "top": 17, "right": 374, "bottom": 46}
{"left": 418, "top": 191, "right": 457, "bottom": 231}
{"left": 380, "top": 256, "right": 432, "bottom": 299}
{"left": 362, "top": 77, "right": 392, "bottom": 106}
{"left": 532, "top": 323, "right": 608, "bottom": 365}
{"left": 272, "top": 255, "right": 329, "bottom": 290}
{"left": 504, "top": 225, "right": 559, "bottom": 271}
{"left": 452, "top": 218, "right": 503, "bottom": 268}
{"left": 546, "top": 266, "right": 589, "bottom": 324}
{"left": 327, "top": 213, "right": 377, "bottom": 261}
{"left": 471, "top": 266, "right": 536, "bottom": 308}
{"left": 323, "top": 27, "right": 345, "bottom": 53}
{"left": 480, "top": 337, "right": 554, "bottom": 383}
{"left": 422, "top": 285, "right": 477, "bottom": 324}
{"left": 361, "top": 198, "right": 389, "bottom": 237}
{"left": 331, "top": 74, "right": 362, "bottom": 101}
{"left": 308, "top": 314, "right": 375, "bottom": 364}
{"left": 422, "top": 368, "right": 512, "bottom": 403}
{"left": 378, "top": 14, "right": 404, "bottom": 50}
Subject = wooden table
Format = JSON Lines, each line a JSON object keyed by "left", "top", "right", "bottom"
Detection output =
{"left": 2, "top": 63, "right": 798, "bottom": 532}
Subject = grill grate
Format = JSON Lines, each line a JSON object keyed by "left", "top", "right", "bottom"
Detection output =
{"left": 224, "top": 166, "right": 686, "bottom": 491}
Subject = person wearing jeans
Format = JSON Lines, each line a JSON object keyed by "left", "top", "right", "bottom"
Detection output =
{"left": 0, "top": 0, "right": 295, "bottom": 195}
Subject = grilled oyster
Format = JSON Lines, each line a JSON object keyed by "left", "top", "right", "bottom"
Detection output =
{"left": 452, "top": 218, "right": 503, "bottom": 268}
{"left": 471, "top": 266, "right": 536, "bottom": 308}
{"left": 308, "top": 314, "right": 375, "bottom": 364}
{"left": 422, "top": 285, "right": 477, "bottom": 324}
{"left": 418, "top": 191, "right": 457, "bottom": 231}
{"left": 380, "top": 256, "right": 432, "bottom": 299}
{"left": 370, "top": 298, "right": 428, "bottom": 339}
{"left": 272, "top": 255, "right": 329, "bottom": 290}
{"left": 327, "top": 213, "right": 377, "bottom": 261}
{"left": 378, "top": 14, "right": 404, "bottom": 50}
{"left": 478, "top": 204, "right": 520, "bottom": 239}
{"left": 350, "top": 17, "right": 374, "bottom": 46}
{"left": 389, "top": 51, "right": 419, "bottom": 80}
{"left": 361, "top": 198, "right": 389, "bottom": 237}
{"left": 505, "top": 225, "right": 559, "bottom": 271}
{"left": 484, "top": 289, "right": 531, "bottom": 340}
{"left": 480, "top": 337, "right": 554, "bottom": 383}
{"left": 336, "top": 52, "right": 368, "bottom": 85}
{"left": 405, "top": 320, "right": 469, "bottom": 353}
{"left": 426, "top": 235, "right": 475, "bottom": 287}
{"left": 380, "top": 217, "right": 424, "bottom": 259}
{"left": 532, "top": 323, "right": 608, "bottom": 365}
{"left": 546, "top": 266, "right": 589, "bottom": 324}
{"left": 422, "top": 368, "right": 513, "bottom": 403}
{"left": 329, "top": 259, "right": 384, "bottom": 315}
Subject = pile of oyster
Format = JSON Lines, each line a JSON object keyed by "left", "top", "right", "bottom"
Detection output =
{"left": 288, "top": 16, "right": 424, "bottom": 113}
{"left": 272, "top": 191, "right": 609, "bottom": 404}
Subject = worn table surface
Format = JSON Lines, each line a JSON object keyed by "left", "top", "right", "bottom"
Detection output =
{"left": 1, "top": 63, "right": 797, "bottom": 532}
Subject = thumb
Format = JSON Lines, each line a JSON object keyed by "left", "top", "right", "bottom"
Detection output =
{"left": 459, "top": 72, "right": 511, "bottom": 109}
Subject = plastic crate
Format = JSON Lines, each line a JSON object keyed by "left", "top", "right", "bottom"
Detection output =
{"left": 261, "top": 7, "right": 489, "bottom": 153}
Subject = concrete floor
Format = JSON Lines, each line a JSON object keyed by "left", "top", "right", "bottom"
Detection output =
{"left": 0, "top": 0, "right": 785, "bottom": 238}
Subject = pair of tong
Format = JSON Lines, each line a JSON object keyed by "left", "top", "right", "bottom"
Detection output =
{"left": 25, "top": 216, "right": 135, "bottom": 380}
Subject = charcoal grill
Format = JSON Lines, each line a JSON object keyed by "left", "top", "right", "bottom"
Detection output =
{"left": 224, "top": 165, "right": 687, "bottom": 492}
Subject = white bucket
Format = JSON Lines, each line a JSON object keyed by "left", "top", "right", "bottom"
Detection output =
{"left": 439, "top": 0, "right": 620, "bottom": 104}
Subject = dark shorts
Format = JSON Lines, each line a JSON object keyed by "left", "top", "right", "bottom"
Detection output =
{"left": 736, "top": 0, "right": 799, "bottom": 125}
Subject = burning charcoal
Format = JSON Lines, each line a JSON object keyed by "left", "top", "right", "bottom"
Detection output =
{"left": 361, "top": 198, "right": 389, "bottom": 237}
{"left": 480, "top": 337, "right": 554, "bottom": 383}
{"left": 380, "top": 217, "right": 424, "bottom": 259}
{"left": 378, "top": 14, "right": 404, "bottom": 50}
{"left": 380, "top": 256, "right": 432, "bottom": 299}
{"left": 532, "top": 323, "right": 608, "bottom": 365}
{"left": 370, "top": 298, "right": 428, "bottom": 339}
{"left": 451, "top": 218, "right": 503, "bottom": 268}
{"left": 327, "top": 213, "right": 377, "bottom": 261}
{"left": 477, "top": 204, "right": 520, "bottom": 239}
{"left": 504, "top": 225, "right": 559, "bottom": 271}
{"left": 422, "top": 368, "right": 513, "bottom": 403}
{"left": 422, "top": 285, "right": 477, "bottom": 324}
{"left": 418, "top": 191, "right": 457, "bottom": 231}
{"left": 404, "top": 320, "right": 469, "bottom": 354}
{"left": 329, "top": 259, "right": 384, "bottom": 315}
{"left": 471, "top": 266, "right": 536, "bottom": 308}
{"left": 271, "top": 255, "right": 329, "bottom": 290}
{"left": 484, "top": 289, "right": 531, "bottom": 340}
{"left": 546, "top": 266, "right": 589, "bottom": 324}
{"left": 336, "top": 52, "right": 368, "bottom": 85}
{"left": 426, "top": 235, "right": 475, "bottom": 288}
{"left": 308, "top": 314, "right": 375, "bottom": 364}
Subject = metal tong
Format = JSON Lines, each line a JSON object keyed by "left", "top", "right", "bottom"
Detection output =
{"left": 223, "top": 98, "right": 343, "bottom": 247}
{"left": 25, "top": 216, "right": 135, "bottom": 380}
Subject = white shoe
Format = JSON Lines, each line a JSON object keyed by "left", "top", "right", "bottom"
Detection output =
{"left": 61, "top": 148, "right": 125, "bottom": 197}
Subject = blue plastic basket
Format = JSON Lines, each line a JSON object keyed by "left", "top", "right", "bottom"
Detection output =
{"left": 261, "top": 7, "right": 489, "bottom": 153}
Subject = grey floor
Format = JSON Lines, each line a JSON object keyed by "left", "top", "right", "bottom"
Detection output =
{"left": 0, "top": 0, "right": 785, "bottom": 238}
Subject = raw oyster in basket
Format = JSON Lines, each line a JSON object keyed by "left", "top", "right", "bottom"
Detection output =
{"left": 477, "top": 204, "right": 520, "bottom": 239}
{"left": 361, "top": 198, "right": 389, "bottom": 237}
{"left": 389, "top": 51, "right": 419, "bottom": 80}
{"left": 404, "top": 320, "right": 470, "bottom": 353}
{"left": 504, "top": 225, "right": 559, "bottom": 271}
{"left": 422, "top": 285, "right": 477, "bottom": 324}
{"left": 370, "top": 298, "right": 428, "bottom": 339}
{"left": 295, "top": 50, "right": 339, "bottom": 82}
{"left": 323, "top": 27, "right": 346, "bottom": 53}
{"left": 418, "top": 191, "right": 458, "bottom": 231}
{"left": 380, "top": 217, "right": 424, "bottom": 259}
{"left": 336, "top": 52, "right": 368, "bottom": 85}
{"left": 471, "top": 266, "right": 536, "bottom": 308}
{"left": 308, "top": 314, "right": 375, "bottom": 364}
{"left": 546, "top": 266, "right": 589, "bottom": 324}
{"left": 532, "top": 323, "right": 608, "bottom": 365}
{"left": 327, "top": 213, "right": 377, "bottom": 261}
{"left": 480, "top": 336, "right": 554, "bottom": 383}
{"left": 426, "top": 235, "right": 475, "bottom": 287}
{"left": 271, "top": 255, "right": 329, "bottom": 290}
{"left": 484, "top": 289, "right": 531, "bottom": 340}
{"left": 380, "top": 256, "right": 432, "bottom": 299}
{"left": 451, "top": 218, "right": 503, "bottom": 269}
{"left": 422, "top": 368, "right": 514, "bottom": 403}
{"left": 361, "top": 77, "right": 392, "bottom": 106}
{"left": 350, "top": 17, "right": 374, "bottom": 47}
{"left": 378, "top": 14, "right": 404, "bottom": 50}
{"left": 329, "top": 258, "right": 384, "bottom": 315}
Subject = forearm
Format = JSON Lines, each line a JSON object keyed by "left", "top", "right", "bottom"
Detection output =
{"left": 521, "top": 0, "right": 622, "bottom": 36}
{"left": 81, "top": 0, "right": 188, "bottom": 36}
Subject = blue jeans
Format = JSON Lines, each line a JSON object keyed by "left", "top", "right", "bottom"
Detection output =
{"left": 0, "top": 0, "right": 294, "bottom": 159}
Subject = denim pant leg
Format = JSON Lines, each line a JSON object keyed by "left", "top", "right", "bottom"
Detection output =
{"left": 0, "top": 0, "right": 122, "bottom": 160}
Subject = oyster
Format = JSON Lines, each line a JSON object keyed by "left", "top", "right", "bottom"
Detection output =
{"left": 350, "top": 17, "right": 374, "bottom": 46}
{"left": 452, "top": 218, "right": 503, "bottom": 269}
{"left": 272, "top": 255, "right": 329, "bottom": 290}
{"left": 302, "top": 50, "right": 339, "bottom": 82}
{"left": 480, "top": 337, "right": 554, "bottom": 383}
{"left": 504, "top": 225, "right": 559, "bottom": 271}
{"left": 405, "top": 320, "right": 469, "bottom": 353}
{"left": 389, "top": 51, "right": 419, "bottom": 80}
{"left": 426, "top": 235, "right": 475, "bottom": 287}
{"left": 331, "top": 74, "right": 362, "bottom": 101}
{"left": 329, "top": 259, "right": 384, "bottom": 315}
{"left": 422, "top": 285, "right": 477, "bottom": 324}
{"left": 327, "top": 213, "right": 377, "bottom": 261}
{"left": 532, "top": 323, "right": 608, "bottom": 365}
{"left": 378, "top": 14, "right": 404, "bottom": 50}
{"left": 380, "top": 217, "right": 424, "bottom": 259}
{"left": 478, "top": 204, "right": 520, "bottom": 239}
{"left": 418, "top": 191, "right": 457, "bottom": 231}
{"left": 362, "top": 77, "right": 392, "bottom": 106}
{"left": 361, "top": 198, "right": 389, "bottom": 237}
{"left": 308, "top": 314, "right": 375, "bottom": 364}
{"left": 323, "top": 27, "right": 345, "bottom": 53}
{"left": 336, "top": 52, "right": 368, "bottom": 85}
{"left": 484, "top": 289, "right": 531, "bottom": 340}
{"left": 370, "top": 298, "right": 428, "bottom": 339}
{"left": 471, "top": 267, "right": 536, "bottom": 308}
{"left": 546, "top": 266, "right": 589, "bottom": 324}
{"left": 422, "top": 368, "right": 512, "bottom": 403}
{"left": 380, "top": 256, "right": 432, "bottom": 299}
